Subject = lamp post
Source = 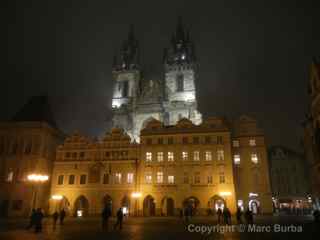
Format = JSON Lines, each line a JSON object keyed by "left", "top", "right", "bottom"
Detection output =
{"left": 131, "top": 192, "right": 142, "bottom": 217}
{"left": 27, "top": 174, "right": 49, "bottom": 212}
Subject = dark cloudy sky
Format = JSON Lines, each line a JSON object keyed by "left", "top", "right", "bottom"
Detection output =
{"left": 3, "top": 0, "right": 319, "bottom": 151}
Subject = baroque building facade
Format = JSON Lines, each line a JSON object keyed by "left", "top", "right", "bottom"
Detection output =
{"left": 111, "top": 20, "right": 202, "bottom": 142}
{"left": 303, "top": 59, "right": 320, "bottom": 209}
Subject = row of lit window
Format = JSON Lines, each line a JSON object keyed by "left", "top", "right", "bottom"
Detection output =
{"left": 144, "top": 136, "right": 224, "bottom": 145}
{"left": 145, "top": 150, "right": 224, "bottom": 162}
{"left": 144, "top": 172, "right": 226, "bottom": 184}
{"left": 233, "top": 153, "right": 259, "bottom": 165}
{"left": 64, "top": 151, "right": 129, "bottom": 159}
{"left": 232, "top": 139, "right": 256, "bottom": 147}
{"left": 57, "top": 173, "right": 134, "bottom": 185}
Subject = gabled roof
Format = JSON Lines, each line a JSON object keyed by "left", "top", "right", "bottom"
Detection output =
{"left": 11, "top": 96, "right": 57, "bottom": 128}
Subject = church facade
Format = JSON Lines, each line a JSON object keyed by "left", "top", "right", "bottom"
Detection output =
{"left": 111, "top": 20, "right": 202, "bottom": 142}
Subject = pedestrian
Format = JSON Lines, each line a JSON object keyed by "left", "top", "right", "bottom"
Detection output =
{"left": 26, "top": 209, "right": 36, "bottom": 230}
{"left": 59, "top": 209, "right": 66, "bottom": 225}
{"left": 52, "top": 211, "right": 59, "bottom": 230}
{"left": 34, "top": 208, "right": 44, "bottom": 233}
{"left": 223, "top": 207, "right": 231, "bottom": 225}
{"left": 217, "top": 208, "right": 222, "bottom": 224}
{"left": 313, "top": 209, "right": 320, "bottom": 223}
{"left": 245, "top": 208, "right": 253, "bottom": 225}
{"left": 101, "top": 206, "right": 112, "bottom": 231}
{"left": 236, "top": 207, "right": 243, "bottom": 224}
{"left": 184, "top": 207, "right": 189, "bottom": 223}
{"left": 114, "top": 208, "right": 124, "bottom": 230}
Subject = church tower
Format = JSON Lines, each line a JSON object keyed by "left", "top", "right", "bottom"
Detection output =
{"left": 163, "top": 18, "right": 202, "bottom": 125}
{"left": 111, "top": 25, "right": 141, "bottom": 139}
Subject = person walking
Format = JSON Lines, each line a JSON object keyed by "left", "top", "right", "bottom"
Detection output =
{"left": 59, "top": 209, "right": 66, "bottom": 225}
{"left": 245, "top": 208, "right": 253, "bottom": 225}
{"left": 26, "top": 209, "right": 36, "bottom": 230}
{"left": 184, "top": 207, "right": 189, "bottom": 223}
{"left": 236, "top": 207, "right": 243, "bottom": 224}
{"left": 217, "top": 208, "right": 222, "bottom": 224}
{"left": 101, "top": 206, "right": 112, "bottom": 231}
{"left": 114, "top": 208, "right": 124, "bottom": 230}
{"left": 34, "top": 208, "right": 44, "bottom": 233}
{"left": 313, "top": 209, "right": 320, "bottom": 223}
{"left": 223, "top": 207, "right": 231, "bottom": 225}
{"left": 52, "top": 211, "right": 59, "bottom": 230}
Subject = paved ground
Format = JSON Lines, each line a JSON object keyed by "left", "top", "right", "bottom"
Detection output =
{"left": 0, "top": 215, "right": 319, "bottom": 240}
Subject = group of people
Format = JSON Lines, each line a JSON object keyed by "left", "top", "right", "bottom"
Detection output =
{"left": 236, "top": 207, "right": 254, "bottom": 224}
{"left": 101, "top": 206, "right": 124, "bottom": 231}
{"left": 26, "top": 208, "right": 44, "bottom": 233}
{"left": 216, "top": 207, "right": 232, "bottom": 224}
{"left": 27, "top": 208, "right": 66, "bottom": 233}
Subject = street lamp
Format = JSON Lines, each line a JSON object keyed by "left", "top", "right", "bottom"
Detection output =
{"left": 27, "top": 174, "right": 49, "bottom": 211}
{"left": 131, "top": 192, "right": 142, "bottom": 216}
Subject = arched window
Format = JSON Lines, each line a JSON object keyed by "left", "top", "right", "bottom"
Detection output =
{"left": 176, "top": 74, "right": 184, "bottom": 92}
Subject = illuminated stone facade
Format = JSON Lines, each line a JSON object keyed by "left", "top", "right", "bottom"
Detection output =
{"left": 111, "top": 20, "right": 202, "bottom": 142}
{"left": 303, "top": 59, "right": 320, "bottom": 209}
{"left": 49, "top": 116, "right": 273, "bottom": 216}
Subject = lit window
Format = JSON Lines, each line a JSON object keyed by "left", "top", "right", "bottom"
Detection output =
{"left": 115, "top": 173, "right": 122, "bottom": 184}
{"left": 193, "top": 151, "right": 200, "bottom": 161}
{"left": 157, "top": 172, "right": 163, "bottom": 183}
{"left": 168, "top": 175, "right": 175, "bottom": 184}
{"left": 127, "top": 173, "right": 134, "bottom": 184}
{"left": 233, "top": 140, "right": 240, "bottom": 147}
{"left": 57, "top": 175, "right": 64, "bottom": 185}
{"left": 146, "top": 152, "right": 152, "bottom": 162}
{"left": 182, "top": 151, "right": 188, "bottom": 161}
{"left": 234, "top": 154, "right": 241, "bottom": 165}
{"left": 207, "top": 175, "right": 213, "bottom": 184}
{"left": 145, "top": 173, "right": 152, "bottom": 184}
{"left": 251, "top": 153, "right": 258, "bottom": 164}
{"left": 219, "top": 175, "right": 225, "bottom": 183}
{"left": 6, "top": 171, "right": 14, "bottom": 182}
{"left": 205, "top": 151, "right": 212, "bottom": 161}
{"left": 168, "top": 152, "right": 174, "bottom": 161}
{"left": 194, "top": 172, "right": 200, "bottom": 184}
{"left": 157, "top": 152, "right": 164, "bottom": 162}
{"left": 217, "top": 149, "right": 224, "bottom": 161}
{"left": 249, "top": 139, "right": 256, "bottom": 146}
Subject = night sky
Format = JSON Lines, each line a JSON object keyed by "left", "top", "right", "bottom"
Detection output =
{"left": 3, "top": 0, "right": 320, "bottom": 151}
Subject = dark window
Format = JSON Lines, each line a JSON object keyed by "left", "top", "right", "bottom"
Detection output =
{"left": 24, "top": 142, "right": 32, "bottom": 154}
{"left": 105, "top": 152, "right": 110, "bottom": 157}
{"left": 65, "top": 152, "right": 70, "bottom": 158}
{"left": 103, "top": 174, "right": 109, "bottom": 184}
{"left": 205, "top": 136, "right": 211, "bottom": 144}
{"left": 158, "top": 138, "right": 163, "bottom": 144}
{"left": 80, "top": 175, "right": 87, "bottom": 185}
{"left": 168, "top": 137, "right": 174, "bottom": 145}
{"left": 57, "top": 175, "right": 64, "bottom": 185}
{"left": 68, "top": 175, "right": 75, "bottom": 184}
{"left": 79, "top": 152, "right": 85, "bottom": 158}
{"left": 176, "top": 74, "right": 184, "bottom": 92}
{"left": 193, "top": 137, "right": 199, "bottom": 144}
{"left": 122, "top": 81, "right": 129, "bottom": 97}
{"left": 182, "top": 137, "right": 188, "bottom": 144}
{"left": 217, "top": 136, "right": 223, "bottom": 144}
{"left": 72, "top": 152, "right": 77, "bottom": 159}
{"left": 12, "top": 200, "right": 23, "bottom": 211}
{"left": 146, "top": 138, "right": 152, "bottom": 145}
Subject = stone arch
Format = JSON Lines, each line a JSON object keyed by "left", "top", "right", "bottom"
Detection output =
{"left": 57, "top": 196, "right": 70, "bottom": 214}
{"left": 208, "top": 195, "right": 226, "bottom": 213}
{"left": 161, "top": 196, "right": 175, "bottom": 216}
{"left": 121, "top": 195, "right": 130, "bottom": 216}
{"left": 102, "top": 194, "right": 113, "bottom": 210}
{"left": 143, "top": 195, "right": 156, "bottom": 216}
{"left": 74, "top": 195, "right": 89, "bottom": 217}
{"left": 183, "top": 196, "right": 200, "bottom": 216}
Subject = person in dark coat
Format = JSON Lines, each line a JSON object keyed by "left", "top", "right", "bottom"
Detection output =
{"left": 34, "top": 208, "right": 44, "bottom": 233}
{"left": 114, "top": 208, "right": 124, "bottom": 230}
{"left": 52, "top": 211, "right": 59, "bottom": 230}
{"left": 223, "top": 207, "right": 231, "bottom": 225}
{"left": 59, "top": 209, "right": 66, "bottom": 225}
{"left": 26, "top": 209, "right": 36, "bottom": 230}
{"left": 236, "top": 207, "right": 243, "bottom": 224}
{"left": 245, "top": 208, "right": 254, "bottom": 224}
{"left": 184, "top": 207, "right": 189, "bottom": 223}
{"left": 101, "top": 206, "right": 112, "bottom": 230}
{"left": 217, "top": 208, "right": 222, "bottom": 224}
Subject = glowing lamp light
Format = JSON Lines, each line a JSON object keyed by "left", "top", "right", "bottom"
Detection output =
{"left": 249, "top": 192, "right": 259, "bottom": 197}
{"left": 122, "top": 207, "right": 128, "bottom": 214}
{"left": 77, "top": 210, "right": 83, "bottom": 217}
{"left": 131, "top": 192, "right": 142, "bottom": 198}
{"left": 27, "top": 174, "right": 49, "bottom": 182}
{"left": 219, "top": 192, "right": 232, "bottom": 197}
{"left": 52, "top": 195, "right": 63, "bottom": 200}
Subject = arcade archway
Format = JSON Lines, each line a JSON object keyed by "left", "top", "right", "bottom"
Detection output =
{"left": 74, "top": 195, "right": 89, "bottom": 217}
{"left": 143, "top": 195, "right": 156, "bottom": 216}
{"left": 161, "top": 197, "right": 175, "bottom": 216}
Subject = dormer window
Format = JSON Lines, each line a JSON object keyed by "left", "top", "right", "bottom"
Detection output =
{"left": 176, "top": 74, "right": 184, "bottom": 92}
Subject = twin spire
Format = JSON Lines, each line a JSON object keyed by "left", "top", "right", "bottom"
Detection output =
{"left": 112, "top": 18, "right": 196, "bottom": 71}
